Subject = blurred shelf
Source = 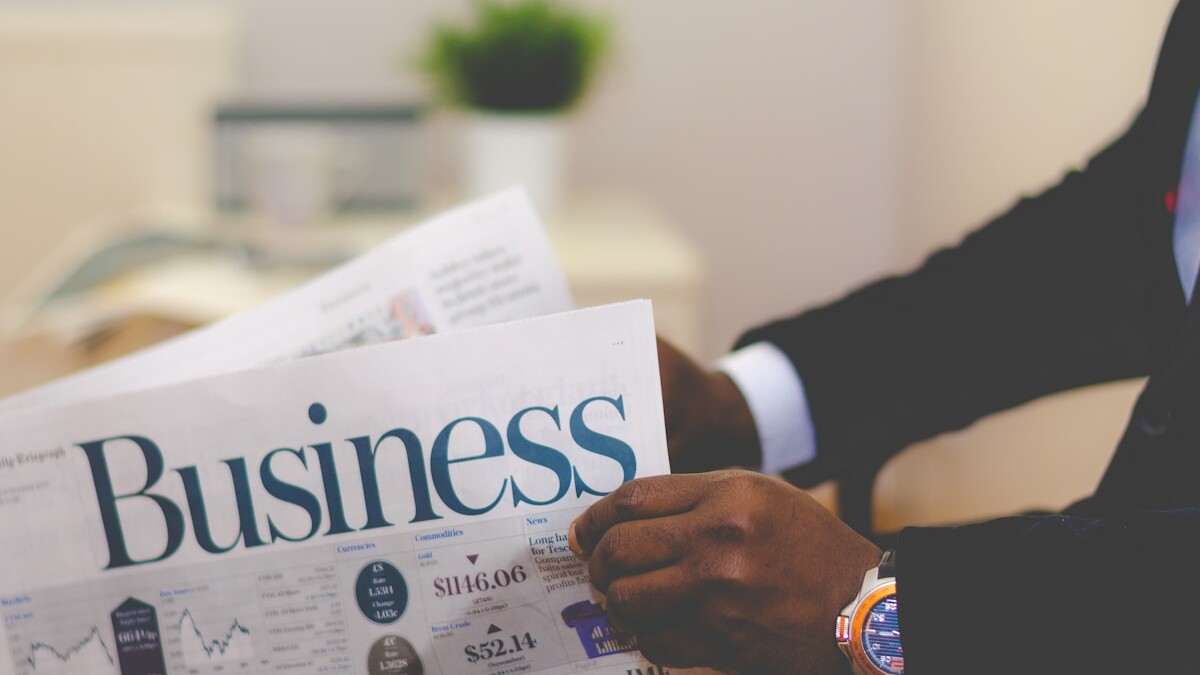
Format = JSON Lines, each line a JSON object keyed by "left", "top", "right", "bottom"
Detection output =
{"left": 0, "top": 189, "right": 707, "bottom": 397}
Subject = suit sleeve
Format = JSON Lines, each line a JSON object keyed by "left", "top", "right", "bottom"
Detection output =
{"left": 896, "top": 508, "right": 1200, "bottom": 672}
{"left": 736, "top": 111, "right": 1168, "bottom": 487}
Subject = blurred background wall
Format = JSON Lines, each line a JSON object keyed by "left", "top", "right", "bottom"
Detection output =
{"left": 3, "top": 0, "right": 1175, "bottom": 355}
{"left": 0, "top": 4, "right": 235, "bottom": 301}
{"left": 198, "top": 0, "right": 905, "bottom": 357}
{"left": 0, "top": 0, "right": 1182, "bottom": 525}
{"left": 132, "top": 0, "right": 1175, "bottom": 355}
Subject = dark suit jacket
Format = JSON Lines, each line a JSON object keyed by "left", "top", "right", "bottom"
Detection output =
{"left": 738, "top": 2, "right": 1200, "bottom": 671}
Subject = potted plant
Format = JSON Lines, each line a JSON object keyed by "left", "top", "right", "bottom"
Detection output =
{"left": 419, "top": 0, "right": 610, "bottom": 214}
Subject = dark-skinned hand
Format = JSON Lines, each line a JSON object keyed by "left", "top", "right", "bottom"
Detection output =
{"left": 569, "top": 470, "right": 882, "bottom": 675}
{"left": 658, "top": 338, "right": 761, "bottom": 472}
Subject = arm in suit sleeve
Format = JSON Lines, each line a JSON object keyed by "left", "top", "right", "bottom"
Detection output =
{"left": 736, "top": 111, "right": 1169, "bottom": 487}
{"left": 897, "top": 508, "right": 1200, "bottom": 672}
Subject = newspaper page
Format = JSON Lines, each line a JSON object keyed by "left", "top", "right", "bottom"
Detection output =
{"left": 0, "top": 301, "right": 716, "bottom": 675}
{"left": 0, "top": 188, "right": 573, "bottom": 416}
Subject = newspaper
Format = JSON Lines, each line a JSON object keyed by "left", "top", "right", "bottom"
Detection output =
{"left": 0, "top": 188, "right": 573, "bottom": 416}
{"left": 0, "top": 301, "right": 715, "bottom": 675}
{"left": 0, "top": 193, "right": 717, "bottom": 674}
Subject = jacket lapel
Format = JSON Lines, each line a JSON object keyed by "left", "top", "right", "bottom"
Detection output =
{"left": 1142, "top": 284, "right": 1200, "bottom": 410}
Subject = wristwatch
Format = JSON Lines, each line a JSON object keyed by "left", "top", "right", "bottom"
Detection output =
{"left": 835, "top": 549, "right": 904, "bottom": 674}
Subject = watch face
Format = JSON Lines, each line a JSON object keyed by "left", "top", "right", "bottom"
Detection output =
{"left": 860, "top": 594, "right": 903, "bottom": 674}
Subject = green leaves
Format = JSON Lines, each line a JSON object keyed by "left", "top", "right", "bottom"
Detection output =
{"left": 419, "top": 0, "right": 611, "bottom": 113}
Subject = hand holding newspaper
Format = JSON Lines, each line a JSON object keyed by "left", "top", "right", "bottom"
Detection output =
{"left": 0, "top": 191, "right": 718, "bottom": 675}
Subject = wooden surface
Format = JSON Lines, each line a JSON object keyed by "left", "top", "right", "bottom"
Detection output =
{"left": 0, "top": 315, "right": 192, "bottom": 399}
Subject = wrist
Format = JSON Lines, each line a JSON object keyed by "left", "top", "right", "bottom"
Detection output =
{"left": 705, "top": 371, "right": 762, "bottom": 467}
{"left": 837, "top": 549, "right": 903, "bottom": 675}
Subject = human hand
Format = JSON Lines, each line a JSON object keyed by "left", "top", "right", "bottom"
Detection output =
{"left": 658, "top": 338, "right": 760, "bottom": 471}
{"left": 570, "top": 470, "right": 881, "bottom": 675}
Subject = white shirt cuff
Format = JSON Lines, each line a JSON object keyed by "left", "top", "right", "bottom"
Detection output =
{"left": 716, "top": 341, "right": 818, "bottom": 474}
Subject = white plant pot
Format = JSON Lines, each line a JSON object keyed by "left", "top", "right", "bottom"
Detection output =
{"left": 462, "top": 112, "right": 568, "bottom": 216}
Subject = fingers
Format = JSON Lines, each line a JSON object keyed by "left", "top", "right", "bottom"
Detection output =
{"left": 570, "top": 475, "right": 707, "bottom": 559}
{"left": 604, "top": 565, "right": 698, "bottom": 633}
{"left": 655, "top": 337, "right": 700, "bottom": 442}
{"left": 655, "top": 337, "right": 682, "bottom": 368}
{"left": 586, "top": 516, "right": 686, "bottom": 593}
{"left": 601, "top": 567, "right": 733, "bottom": 668}
{"left": 635, "top": 622, "right": 728, "bottom": 670}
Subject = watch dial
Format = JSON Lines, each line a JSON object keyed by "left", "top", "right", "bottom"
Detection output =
{"left": 860, "top": 594, "right": 903, "bottom": 674}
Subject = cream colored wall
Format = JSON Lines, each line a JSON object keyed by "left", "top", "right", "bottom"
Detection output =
{"left": 0, "top": 5, "right": 235, "bottom": 304}
{"left": 571, "top": 1, "right": 904, "bottom": 356}
{"left": 900, "top": 1, "right": 1176, "bottom": 264}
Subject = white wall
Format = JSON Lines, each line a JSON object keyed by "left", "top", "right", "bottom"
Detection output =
{"left": 900, "top": 0, "right": 1176, "bottom": 264}
{"left": 572, "top": 1, "right": 905, "bottom": 357}
{"left": 0, "top": 4, "right": 235, "bottom": 303}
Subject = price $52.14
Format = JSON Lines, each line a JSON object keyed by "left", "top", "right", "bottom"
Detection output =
{"left": 464, "top": 632, "right": 538, "bottom": 664}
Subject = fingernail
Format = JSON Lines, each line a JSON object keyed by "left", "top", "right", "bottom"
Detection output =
{"left": 568, "top": 520, "right": 586, "bottom": 560}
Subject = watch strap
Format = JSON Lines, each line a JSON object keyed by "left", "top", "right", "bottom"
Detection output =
{"left": 878, "top": 549, "right": 896, "bottom": 580}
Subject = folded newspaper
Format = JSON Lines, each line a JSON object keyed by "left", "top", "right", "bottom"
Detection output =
{"left": 0, "top": 191, "right": 716, "bottom": 675}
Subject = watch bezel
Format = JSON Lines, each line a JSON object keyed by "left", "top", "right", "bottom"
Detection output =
{"left": 846, "top": 579, "right": 899, "bottom": 675}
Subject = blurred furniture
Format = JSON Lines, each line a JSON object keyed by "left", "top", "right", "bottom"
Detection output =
{"left": 0, "top": 4, "right": 236, "bottom": 306}
{"left": 214, "top": 100, "right": 426, "bottom": 217}
{"left": 0, "top": 190, "right": 705, "bottom": 397}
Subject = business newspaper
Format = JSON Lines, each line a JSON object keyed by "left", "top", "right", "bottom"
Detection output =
{"left": 0, "top": 188, "right": 573, "bottom": 416}
{"left": 0, "top": 301, "right": 715, "bottom": 675}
